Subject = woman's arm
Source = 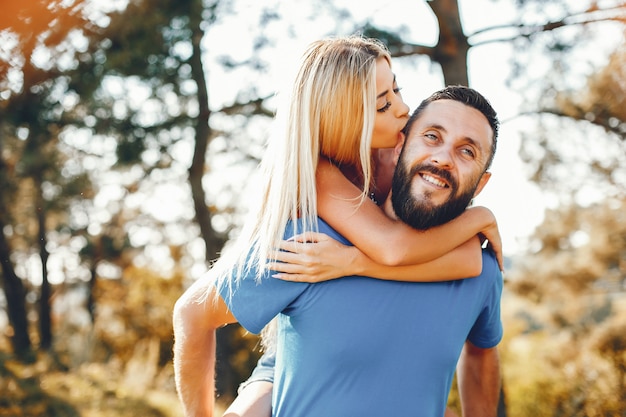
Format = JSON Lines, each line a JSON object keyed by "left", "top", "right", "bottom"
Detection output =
{"left": 317, "top": 159, "right": 502, "bottom": 268}
{"left": 223, "top": 381, "right": 273, "bottom": 417}
{"left": 349, "top": 235, "right": 483, "bottom": 281}
{"left": 269, "top": 233, "right": 483, "bottom": 283}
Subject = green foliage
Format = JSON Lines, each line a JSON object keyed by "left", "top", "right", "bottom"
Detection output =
{"left": 361, "top": 23, "right": 405, "bottom": 51}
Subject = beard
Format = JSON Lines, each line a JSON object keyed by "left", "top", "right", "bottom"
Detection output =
{"left": 391, "top": 160, "right": 478, "bottom": 230}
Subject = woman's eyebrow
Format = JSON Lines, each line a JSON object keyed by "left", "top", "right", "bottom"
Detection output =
{"left": 376, "top": 75, "right": 397, "bottom": 99}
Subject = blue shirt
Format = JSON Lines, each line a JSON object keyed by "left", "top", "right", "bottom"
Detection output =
{"left": 219, "top": 218, "right": 503, "bottom": 417}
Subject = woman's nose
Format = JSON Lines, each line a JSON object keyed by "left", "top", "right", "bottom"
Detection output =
{"left": 397, "top": 98, "right": 409, "bottom": 119}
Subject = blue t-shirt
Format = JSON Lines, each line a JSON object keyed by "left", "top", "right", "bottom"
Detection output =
{"left": 219, "top": 218, "right": 503, "bottom": 417}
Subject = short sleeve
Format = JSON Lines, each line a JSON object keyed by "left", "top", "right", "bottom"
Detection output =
{"left": 467, "top": 250, "right": 504, "bottom": 348}
{"left": 217, "top": 220, "right": 310, "bottom": 334}
{"left": 238, "top": 350, "right": 276, "bottom": 392}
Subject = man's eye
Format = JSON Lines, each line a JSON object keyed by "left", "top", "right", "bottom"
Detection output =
{"left": 461, "top": 148, "right": 476, "bottom": 158}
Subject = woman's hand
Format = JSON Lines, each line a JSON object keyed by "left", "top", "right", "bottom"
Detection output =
{"left": 470, "top": 206, "right": 504, "bottom": 272}
{"left": 268, "top": 232, "right": 359, "bottom": 283}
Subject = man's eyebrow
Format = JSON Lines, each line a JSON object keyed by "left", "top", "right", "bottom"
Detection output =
{"left": 376, "top": 74, "right": 397, "bottom": 99}
{"left": 427, "top": 123, "right": 446, "bottom": 132}
{"left": 463, "top": 136, "right": 483, "bottom": 152}
{"left": 422, "top": 123, "right": 485, "bottom": 151}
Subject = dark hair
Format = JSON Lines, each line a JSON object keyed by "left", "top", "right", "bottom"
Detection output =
{"left": 403, "top": 85, "right": 499, "bottom": 170}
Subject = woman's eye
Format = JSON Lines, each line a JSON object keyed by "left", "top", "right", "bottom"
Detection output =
{"left": 377, "top": 101, "right": 392, "bottom": 113}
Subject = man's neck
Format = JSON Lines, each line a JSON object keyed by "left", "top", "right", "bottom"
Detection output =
{"left": 382, "top": 194, "right": 397, "bottom": 220}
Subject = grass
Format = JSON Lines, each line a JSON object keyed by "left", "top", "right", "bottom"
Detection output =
{"left": 0, "top": 351, "right": 183, "bottom": 417}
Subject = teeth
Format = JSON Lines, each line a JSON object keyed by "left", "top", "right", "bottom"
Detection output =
{"left": 422, "top": 174, "right": 446, "bottom": 188}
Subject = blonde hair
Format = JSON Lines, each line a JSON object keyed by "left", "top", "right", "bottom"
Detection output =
{"left": 212, "top": 35, "right": 391, "bottom": 321}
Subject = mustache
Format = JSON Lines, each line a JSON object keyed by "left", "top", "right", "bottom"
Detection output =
{"left": 408, "top": 163, "right": 457, "bottom": 190}
{"left": 392, "top": 160, "right": 476, "bottom": 230}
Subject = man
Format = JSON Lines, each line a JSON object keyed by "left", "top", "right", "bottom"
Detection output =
{"left": 174, "top": 86, "right": 503, "bottom": 417}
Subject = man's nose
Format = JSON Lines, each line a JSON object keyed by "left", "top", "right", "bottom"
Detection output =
{"left": 430, "top": 147, "right": 454, "bottom": 169}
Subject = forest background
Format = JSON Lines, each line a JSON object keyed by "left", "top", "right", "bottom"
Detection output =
{"left": 1, "top": 0, "right": 625, "bottom": 416}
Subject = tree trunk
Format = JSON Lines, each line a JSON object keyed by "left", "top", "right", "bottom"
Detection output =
{"left": 427, "top": 0, "right": 470, "bottom": 86}
{"left": 186, "top": 0, "right": 236, "bottom": 399}
{"left": 35, "top": 175, "right": 52, "bottom": 350}
{"left": 188, "top": 0, "right": 225, "bottom": 264}
{"left": 0, "top": 220, "right": 32, "bottom": 357}
{"left": 87, "top": 259, "right": 98, "bottom": 324}
{"left": 0, "top": 134, "right": 32, "bottom": 358}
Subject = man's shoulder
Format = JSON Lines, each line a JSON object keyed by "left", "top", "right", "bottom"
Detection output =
{"left": 480, "top": 249, "right": 503, "bottom": 283}
{"left": 289, "top": 217, "right": 351, "bottom": 245}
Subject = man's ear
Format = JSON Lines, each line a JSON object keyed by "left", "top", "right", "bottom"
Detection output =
{"left": 393, "top": 132, "right": 406, "bottom": 164}
{"left": 473, "top": 171, "right": 492, "bottom": 198}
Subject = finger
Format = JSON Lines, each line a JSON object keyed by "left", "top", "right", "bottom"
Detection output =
{"left": 275, "top": 241, "right": 320, "bottom": 257}
{"left": 267, "top": 255, "right": 318, "bottom": 272}
{"left": 285, "top": 232, "right": 326, "bottom": 243}
{"left": 497, "top": 251, "right": 505, "bottom": 273}
{"left": 275, "top": 240, "right": 301, "bottom": 253}
{"left": 486, "top": 241, "right": 505, "bottom": 273}
{"left": 270, "top": 250, "right": 315, "bottom": 266}
{"left": 271, "top": 269, "right": 322, "bottom": 283}
{"left": 267, "top": 262, "right": 307, "bottom": 274}
{"left": 493, "top": 241, "right": 504, "bottom": 271}
{"left": 271, "top": 272, "right": 309, "bottom": 282}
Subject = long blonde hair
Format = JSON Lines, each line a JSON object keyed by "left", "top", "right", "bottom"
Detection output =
{"left": 212, "top": 35, "right": 391, "bottom": 306}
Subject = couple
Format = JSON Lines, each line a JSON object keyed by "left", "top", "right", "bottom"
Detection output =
{"left": 173, "top": 36, "right": 503, "bottom": 417}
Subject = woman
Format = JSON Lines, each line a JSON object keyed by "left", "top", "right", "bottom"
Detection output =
{"left": 212, "top": 35, "right": 501, "bottom": 292}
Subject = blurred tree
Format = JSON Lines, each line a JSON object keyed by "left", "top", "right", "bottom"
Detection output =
{"left": 507, "top": 196, "right": 626, "bottom": 412}
{"left": 519, "top": 37, "right": 626, "bottom": 201}
{"left": 0, "top": 138, "right": 31, "bottom": 358}
{"left": 87, "top": 0, "right": 274, "bottom": 259}
{"left": 553, "top": 42, "right": 626, "bottom": 139}
{"left": 1, "top": 0, "right": 274, "bottom": 398}
{"left": 497, "top": 8, "right": 625, "bottom": 413}
{"left": 592, "top": 319, "right": 626, "bottom": 404}
{"left": 79, "top": 0, "right": 276, "bottom": 398}
{"left": 509, "top": 197, "right": 625, "bottom": 306}
{"left": 504, "top": 16, "right": 626, "bottom": 411}
{"left": 0, "top": 0, "right": 97, "bottom": 357}
{"left": 363, "top": 1, "right": 625, "bottom": 88}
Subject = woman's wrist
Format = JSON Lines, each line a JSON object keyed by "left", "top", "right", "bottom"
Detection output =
{"left": 467, "top": 206, "right": 496, "bottom": 229}
{"left": 345, "top": 246, "right": 371, "bottom": 277}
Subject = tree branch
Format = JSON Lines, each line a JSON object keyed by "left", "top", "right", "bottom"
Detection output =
{"left": 513, "top": 108, "right": 626, "bottom": 139}
{"left": 468, "top": 6, "right": 626, "bottom": 47}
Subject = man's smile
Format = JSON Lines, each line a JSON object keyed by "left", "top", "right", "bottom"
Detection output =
{"left": 419, "top": 173, "right": 449, "bottom": 189}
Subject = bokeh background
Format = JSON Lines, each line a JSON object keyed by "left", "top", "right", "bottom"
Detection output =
{"left": 1, "top": 0, "right": 625, "bottom": 416}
